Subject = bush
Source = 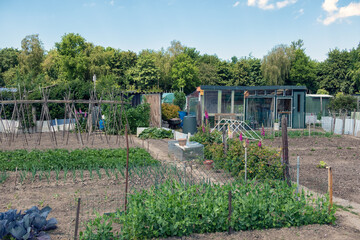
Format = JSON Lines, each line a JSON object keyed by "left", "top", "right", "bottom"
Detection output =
{"left": 111, "top": 180, "right": 335, "bottom": 239}
{"left": 161, "top": 103, "right": 180, "bottom": 121}
{"left": 126, "top": 103, "right": 151, "bottom": 133}
{"left": 173, "top": 91, "right": 186, "bottom": 110}
{"left": 191, "top": 128, "right": 283, "bottom": 180}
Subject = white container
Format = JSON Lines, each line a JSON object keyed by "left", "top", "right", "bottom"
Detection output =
{"left": 274, "top": 122, "right": 280, "bottom": 131}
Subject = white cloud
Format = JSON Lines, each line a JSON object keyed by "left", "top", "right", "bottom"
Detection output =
{"left": 276, "top": 0, "right": 297, "bottom": 9}
{"left": 295, "top": 8, "right": 304, "bottom": 19}
{"left": 322, "top": 0, "right": 338, "bottom": 13}
{"left": 247, "top": 0, "right": 297, "bottom": 10}
{"left": 109, "top": 0, "right": 115, "bottom": 6}
{"left": 233, "top": 1, "right": 240, "bottom": 7}
{"left": 320, "top": 1, "right": 360, "bottom": 25}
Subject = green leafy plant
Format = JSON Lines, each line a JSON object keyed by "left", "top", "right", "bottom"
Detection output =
{"left": 80, "top": 213, "right": 116, "bottom": 240}
{"left": 139, "top": 128, "right": 173, "bottom": 139}
{"left": 317, "top": 161, "right": 327, "bottom": 169}
{"left": 109, "top": 179, "right": 335, "bottom": 239}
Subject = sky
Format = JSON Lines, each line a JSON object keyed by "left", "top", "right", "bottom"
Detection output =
{"left": 0, "top": 0, "right": 360, "bottom": 62}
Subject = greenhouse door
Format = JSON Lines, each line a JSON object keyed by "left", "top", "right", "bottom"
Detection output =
{"left": 293, "top": 91, "right": 305, "bottom": 128}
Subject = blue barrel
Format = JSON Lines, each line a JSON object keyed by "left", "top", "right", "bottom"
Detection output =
{"left": 183, "top": 115, "right": 197, "bottom": 134}
{"left": 178, "top": 111, "right": 187, "bottom": 127}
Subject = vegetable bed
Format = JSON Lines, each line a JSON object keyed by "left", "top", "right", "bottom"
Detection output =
{"left": 83, "top": 179, "right": 336, "bottom": 239}
{"left": 0, "top": 148, "right": 158, "bottom": 171}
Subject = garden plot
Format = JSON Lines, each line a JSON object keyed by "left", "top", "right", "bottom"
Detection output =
{"left": 264, "top": 134, "right": 360, "bottom": 204}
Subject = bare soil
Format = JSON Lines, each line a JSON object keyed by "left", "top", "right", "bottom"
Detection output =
{"left": 1, "top": 132, "right": 360, "bottom": 239}
{"left": 263, "top": 134, "right": 360, "bottom": 204}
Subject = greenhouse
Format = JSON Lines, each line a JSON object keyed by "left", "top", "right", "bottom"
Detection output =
{"left": 305, "top": 94, "right": 333, "bottom": 117}
{"left": 188, "top": 85, "right": 307, "bottom": 129}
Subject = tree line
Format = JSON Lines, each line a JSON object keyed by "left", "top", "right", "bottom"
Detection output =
{"left": 0, "top": 33, "right": 359, "bottom": 97}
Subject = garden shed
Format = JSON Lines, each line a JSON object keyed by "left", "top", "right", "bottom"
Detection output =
{"left": 188, "top": 85, "right": 307, "bottom": 129}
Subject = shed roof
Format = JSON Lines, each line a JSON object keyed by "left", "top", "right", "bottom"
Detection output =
{"left": 199, "top": 85, "right": 307, "bottom": 91}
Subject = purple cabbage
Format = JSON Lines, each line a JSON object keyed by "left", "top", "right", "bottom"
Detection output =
{"left": 0, "top": 206, "right": 57, "bottom": 240}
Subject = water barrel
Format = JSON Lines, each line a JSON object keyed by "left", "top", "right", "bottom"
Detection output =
{"left": 183, "top": 115, "right": 197, "bottom": 134}
{"left": 178, "top": 111, "right": 187, "bottom": 127}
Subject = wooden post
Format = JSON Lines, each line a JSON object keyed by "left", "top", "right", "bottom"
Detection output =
{"left": 353, "top": 109, "right": 356, "bottom": 136}
{"left": 281, "top": 116, "right": 291, "bottom": 187}
{"left": 228, "top": 190, "right": 232, "bottom": 234}
{"left": 74, "top": 198, "right": 81, "bottom": 240}
{"left": 328, "top": 167, "right": 333, "bottom": 213}
{"left": 222, "top": 127, "right": 227, "bottom": 156}
{"left": 342, "top": 110, "right": 347, "bottom": 135}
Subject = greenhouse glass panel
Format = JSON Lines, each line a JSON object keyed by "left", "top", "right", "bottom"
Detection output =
{"left": 234, "top": 91, "right": 244, "bottom": 114}
{"left": 221, "top": 90, "right": 232, "bottom": 113}
{"left": 204, "top": 91, "right": 218, "bottom": 113}
{"left": 247, "top": 98, "right": 274, "bottom": 128}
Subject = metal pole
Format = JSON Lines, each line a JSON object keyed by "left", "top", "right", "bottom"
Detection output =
{"left": 124, "top": 125, "right": 129, "bottom": 213}
{"left": 296, "top": 156, "right": 300, "bottom": 196}
{"left": 74, "top": 198, "right": 81, "bottom": 240}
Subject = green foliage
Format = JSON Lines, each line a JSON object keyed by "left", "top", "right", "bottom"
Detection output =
{"left": 173, "top": 91, "right": 186, "bottom": 110}
{"left": 111, "top": 180, "right": 335, "bottom": 239}
{"left": 102, "top": 98, "right": 151, "bottom": 134}
{"left": 139, "top": 128, "right": 173, "bottom": 140}
{"left": 329, "top": 93, "right": 357, "bottom": 112}
{"left": 80, "top": 213, "right": 116, "bottom": 240}
{"left": 191, "top": 129, "right": 282, "bottom": 180}
{"left": 317, "top": 161, "right": 327, "bottom": 169}
{"left": 125, "top": 103, "right": 151, "bottom": 134}
{"left": 261, "top": 44, "right": 293, "bottom": 85}
{"left": 316, "top": 89, "right": 329, "bottom": 95}
{"left": 0, "top": 148, "right": 158, "bottom": 171}
{"left": 126, "top": 52, "right": 160, "bottom": 90}
{"left": 161, "top": 103, "right": 180, "bottom": 121}
{"left": 171, "top": 53, "right": 199, "bottom": 94}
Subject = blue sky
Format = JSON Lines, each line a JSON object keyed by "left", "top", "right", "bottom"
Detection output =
{"left": 0, "top": 0, "right": 359, "bottom": 61}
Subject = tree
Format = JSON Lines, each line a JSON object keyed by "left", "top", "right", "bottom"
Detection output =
{"left": 317, "top": 48, "right": 352, "bottom": 94}
{"left": 55, "top": 33, "right": 90, "bottom": 81}
{"left": 261, "top": 44, "right": 293, "bottom": 85}
{"left": 288, "top": 40, "right": 317, "bottom": 92}
{"left": 127, "top": 52, "right": 160, "bottom": 90}
{"left": 0, "top": 48, "right": 20, "bottom": 86}
{"left": 329, "top": 93, "right": 356, "bottom": 113}
{"left": 167, "top": 40, "right": 184, "bottom": 58}
{"left": 18, "top": 34, "right": 45, "bottom": 76}
{"left": 171, "top": 53, "right": 199, "bottom": 93}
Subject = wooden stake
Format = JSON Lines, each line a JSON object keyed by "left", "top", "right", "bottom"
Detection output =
{"left": 74, "top": 198, "right": 81, "bottom": 240}
{"left": 282, "top": 116, "right": 291, "bottom": 187}
{"left": 328, "top": 167, "right": 333, "bottom": 213}
{"left": 228, "top": 190, "right": 232, "bottom": 234}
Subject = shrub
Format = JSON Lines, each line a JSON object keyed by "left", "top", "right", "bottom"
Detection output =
{"left": 173, "top": 91, "right": 186, "bottom": 110}
{"left": 161, "top": 103, "right": 180, "bottom": 121}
